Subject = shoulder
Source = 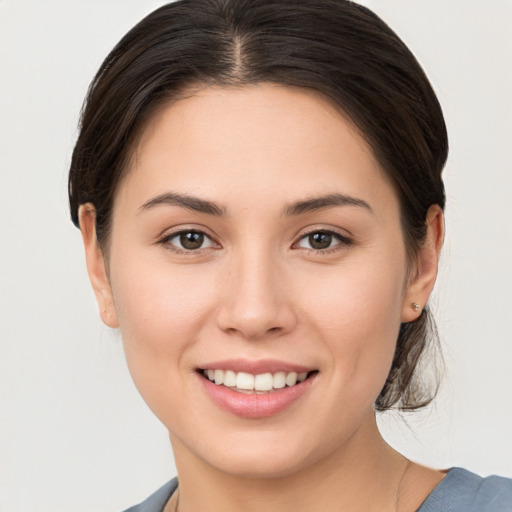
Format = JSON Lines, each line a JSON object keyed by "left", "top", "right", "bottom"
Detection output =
{"left": 418, "top": 467, "right": 512, "bottom": 512}
{"left": 121, "top": 478, "right": 178, "bottom": 512}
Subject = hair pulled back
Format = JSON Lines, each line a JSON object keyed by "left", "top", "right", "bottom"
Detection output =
{"left": 69, "top": 0, "right": 448, "bottom": 411}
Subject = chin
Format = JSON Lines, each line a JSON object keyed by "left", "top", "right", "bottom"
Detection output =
{"left": 175, "top": 425, "right": 342, "bottom": 481}
{"left": 208, "top": 450, "right": 314, "bottom": 480}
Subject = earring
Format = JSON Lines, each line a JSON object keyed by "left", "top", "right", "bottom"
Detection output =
{"left": 411, "top": 302, "right": 422, "bottom": 312}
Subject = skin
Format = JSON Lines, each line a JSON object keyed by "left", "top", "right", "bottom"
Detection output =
{"left": 80, "top": 84, "right": 445, "bottom": 511}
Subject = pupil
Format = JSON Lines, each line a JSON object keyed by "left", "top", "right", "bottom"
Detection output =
{"left": 180, "top": 231, "right": 204, "bottom": 250}
{"left": 310, "top": 232, "right": 332, "bottom": 249}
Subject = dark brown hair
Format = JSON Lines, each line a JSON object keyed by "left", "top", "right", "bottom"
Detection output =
{"left": 69, "top": 0, "right": 448, "bottom": 411}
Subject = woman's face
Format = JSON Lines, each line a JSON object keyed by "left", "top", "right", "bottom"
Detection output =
{"left": 84, "top": 84, "right": 431, "bottom": 477}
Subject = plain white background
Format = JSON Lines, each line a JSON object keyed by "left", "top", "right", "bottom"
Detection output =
{"left": 0, "top": 1, "right": 511, "bottom": 511}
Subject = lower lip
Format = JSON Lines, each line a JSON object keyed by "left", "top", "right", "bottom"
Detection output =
{"left": 198, "top": 373, "right": 316, "bottom": 419}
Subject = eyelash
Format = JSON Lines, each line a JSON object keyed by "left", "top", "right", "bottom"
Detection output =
{"left": 158, "top": 229, "right": 218, "bottom": 255}
{"left": 157, "top": 228, "right": 353, "bottom": 255}
{"left": 294, "top": 229, "right": 353, "bottom": 254}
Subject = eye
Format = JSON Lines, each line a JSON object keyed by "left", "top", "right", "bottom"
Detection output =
{"left": 296, "top": 230, "right": 351, "bottom": 251}
{"left": 162, "top": 230, "right": 216, "bottom": 251}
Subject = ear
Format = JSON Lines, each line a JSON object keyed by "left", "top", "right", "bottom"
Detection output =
{"left": 401, "top": 205, "right": 445, "bottom": 323}
{"left": 78, "top": 204, "right": 119, "bottom": 328}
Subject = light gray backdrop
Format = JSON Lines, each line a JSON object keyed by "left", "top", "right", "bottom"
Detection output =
{"left": 1, "top": 1, "right": 511, "bottom": 511}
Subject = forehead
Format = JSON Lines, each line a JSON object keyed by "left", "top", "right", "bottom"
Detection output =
{"left": 118, "top": 83, "right": 396, "bottom": 213}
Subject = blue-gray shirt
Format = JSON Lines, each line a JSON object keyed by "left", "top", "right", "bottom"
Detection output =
{"left": 123, "top": 468, "right": 512, "bottom": 512}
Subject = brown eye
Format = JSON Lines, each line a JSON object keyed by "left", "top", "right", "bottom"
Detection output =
{"left": 164, "top": 230, "right": 215, "bottom": 251}
{"left": 296, "top": 230, "right": 352, "bottom": 252}
{"left": 308, "top": 232, "right": 332, "bottom": 249}
{"left": 180, "top": 231, "right": 204, "bottom": 250}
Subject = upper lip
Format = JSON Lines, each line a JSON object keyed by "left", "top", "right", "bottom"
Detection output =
{"left": 198, "top": 358, "right": 315, "bottom": 375}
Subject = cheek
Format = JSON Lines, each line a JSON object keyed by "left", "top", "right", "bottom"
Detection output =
{"left": 108, "top": 258, "right": 218, "bottom": 395}
{"left": 300, "top": 256, "right": 406, "bottom": 400}
{"left": 113, "top": 255, "right": 217, "bottom": 330}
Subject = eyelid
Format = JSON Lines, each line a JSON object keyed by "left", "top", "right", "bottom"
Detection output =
{"left": 293, "top": 224, "right": 353, "bottom": 242}
{"left": 155, "top": 224, "right": 353, "bottom": 255}
{"left": 157, "top": 225, "right": 221, "bottom": 253}
{"left": 156, "top": 223, "right": 218, "bottom": 241}
{"left": 292, "top": 226, "right": 354, "bottom": 252}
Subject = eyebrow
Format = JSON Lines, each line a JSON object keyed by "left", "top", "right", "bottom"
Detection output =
{"left": 282, "top": 193, "right": 373, "bottom": 216}
{"left": 139, "top": 192, "right": 226, "bottom": 216}
{"left": 138, "top": 191, "right": 372, "bottom": 217}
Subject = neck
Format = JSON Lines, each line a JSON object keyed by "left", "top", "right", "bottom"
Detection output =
{"left": 170, "top": 415, "right": 409, "bottom": 512}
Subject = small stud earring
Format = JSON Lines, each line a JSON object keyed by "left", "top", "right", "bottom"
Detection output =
{"left": 411, "top": 302, "right": 422, "bottom": 312}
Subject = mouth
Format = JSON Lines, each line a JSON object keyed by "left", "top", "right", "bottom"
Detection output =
{"left": 196, "top": 359, "right": 319, "bottom": 418}
{"left": 198, "top": 368, "right": 317, "bottom": 394}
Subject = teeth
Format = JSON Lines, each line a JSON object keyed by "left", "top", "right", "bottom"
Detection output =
{"left": 236, "top": 372, "right": 255, "bottom": 390}
{"left": 214, "top": 369, "right": 224, "bottom": 385}
{"left": 254, "top": 373, "right": 273, "bottom": 391}
{"left": 297, "top": 372, "right": 308, "bottom": 382}
{"left": 202, "top": 368, "right": 311, "bottom": 392}
{"left": 273, "top": 371, "right": 286, "bottom": 389}
{"left": 223, "top": 370, "right": 237, "bottom": 387}
{"left": 285, "top": 372, "right": 297, "bottom": 387}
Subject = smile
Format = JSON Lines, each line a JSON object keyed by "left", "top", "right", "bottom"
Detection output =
{"left": 201, "top": 369, "right": 310, "bottom": 394}
{"left": 197, "top": 365, "right": 318, "bottom": 418}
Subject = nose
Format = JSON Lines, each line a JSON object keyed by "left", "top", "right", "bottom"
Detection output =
{"left": 216, "top": 248, "right": 298, "bottom": 341}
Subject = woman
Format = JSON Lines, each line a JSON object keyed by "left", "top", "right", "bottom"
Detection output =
{"left": 68, "top": 0, "right": 512, "bottom": 510}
